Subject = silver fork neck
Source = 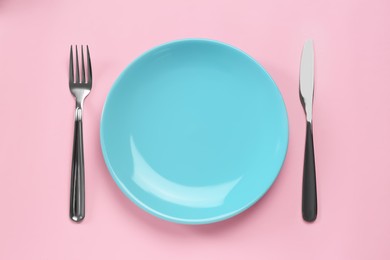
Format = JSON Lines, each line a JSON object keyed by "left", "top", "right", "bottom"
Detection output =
{"left": 75, "top": 99, "right": 84, "bottom": 121}
{"left": 75, "top": 107, "right": 83, "bottom": 121}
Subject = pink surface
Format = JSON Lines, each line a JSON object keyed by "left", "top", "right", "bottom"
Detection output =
{"left": 1, "top": 0, "right": 390, "bottom": 259}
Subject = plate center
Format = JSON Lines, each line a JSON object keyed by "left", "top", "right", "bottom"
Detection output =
{"left": 129, "top": 65, "right": 264, "bottom": 186}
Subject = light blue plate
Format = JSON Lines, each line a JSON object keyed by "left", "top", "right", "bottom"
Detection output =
{"left": 101, "top": 39, "right": 288, "bottom": 224}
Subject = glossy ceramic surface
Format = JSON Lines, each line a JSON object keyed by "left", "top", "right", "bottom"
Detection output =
{"left": 100, "top": 39, "right": 288, "bottom": 224}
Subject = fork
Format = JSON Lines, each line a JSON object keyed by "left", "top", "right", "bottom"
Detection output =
{"left": 69, "top": 45, "right": 92, "bottom": 222}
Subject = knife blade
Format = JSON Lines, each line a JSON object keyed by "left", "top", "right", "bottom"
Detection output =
{"left": 300, "top": 40, "right": 314, "bottom": 122}
{"left": 299, "top": 40, "right": 317, "bottom": 222}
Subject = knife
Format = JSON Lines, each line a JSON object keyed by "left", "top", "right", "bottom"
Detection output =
{"left": 299, "top": 40, "right": 317, "bottom": 222}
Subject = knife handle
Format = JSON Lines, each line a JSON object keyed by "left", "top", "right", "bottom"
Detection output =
{"left": 302, "top": 121, "right": 317, "bottom": 222}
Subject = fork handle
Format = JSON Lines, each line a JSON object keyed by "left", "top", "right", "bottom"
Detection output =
{"left": 302, "top": 121, "right": 317, "bottom": 222}
{"left": 70, "top": 112, "right": 85, "bottom": 222}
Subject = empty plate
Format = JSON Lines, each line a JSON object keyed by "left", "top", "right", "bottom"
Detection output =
{"left": 100, "top": 39, "right": 288, "bottom": 224}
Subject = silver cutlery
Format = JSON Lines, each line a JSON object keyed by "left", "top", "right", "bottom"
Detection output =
{"left": 299, "top": 40, "right": 317, "bottom": 222}
{"left": 69, "top": 45, "right": 92, "bottom": 222}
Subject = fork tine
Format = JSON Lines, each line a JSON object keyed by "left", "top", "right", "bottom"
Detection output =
{"left": 69, "top": 46, "right": 74, "bottom": 84}
{"left": 75, "top": 45, "right": 80, "bottom": 83}
{"left": 86, "top": 45, "right": 92, "bottom": 83}
{"left": 81, "top": 45, "right": 86, "bottom": 83}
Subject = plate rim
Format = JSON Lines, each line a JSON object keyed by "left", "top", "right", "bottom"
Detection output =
{"left": 100, "top": 38, "right": 289, "bottom": 224}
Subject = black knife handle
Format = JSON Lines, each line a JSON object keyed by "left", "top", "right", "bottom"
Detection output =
{"left": 302, "top": 121, "right": 317, "bottom": 222}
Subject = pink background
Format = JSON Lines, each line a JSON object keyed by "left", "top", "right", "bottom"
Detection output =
{"left": 1, "top": 0, "right": 390, "bottom": 259}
